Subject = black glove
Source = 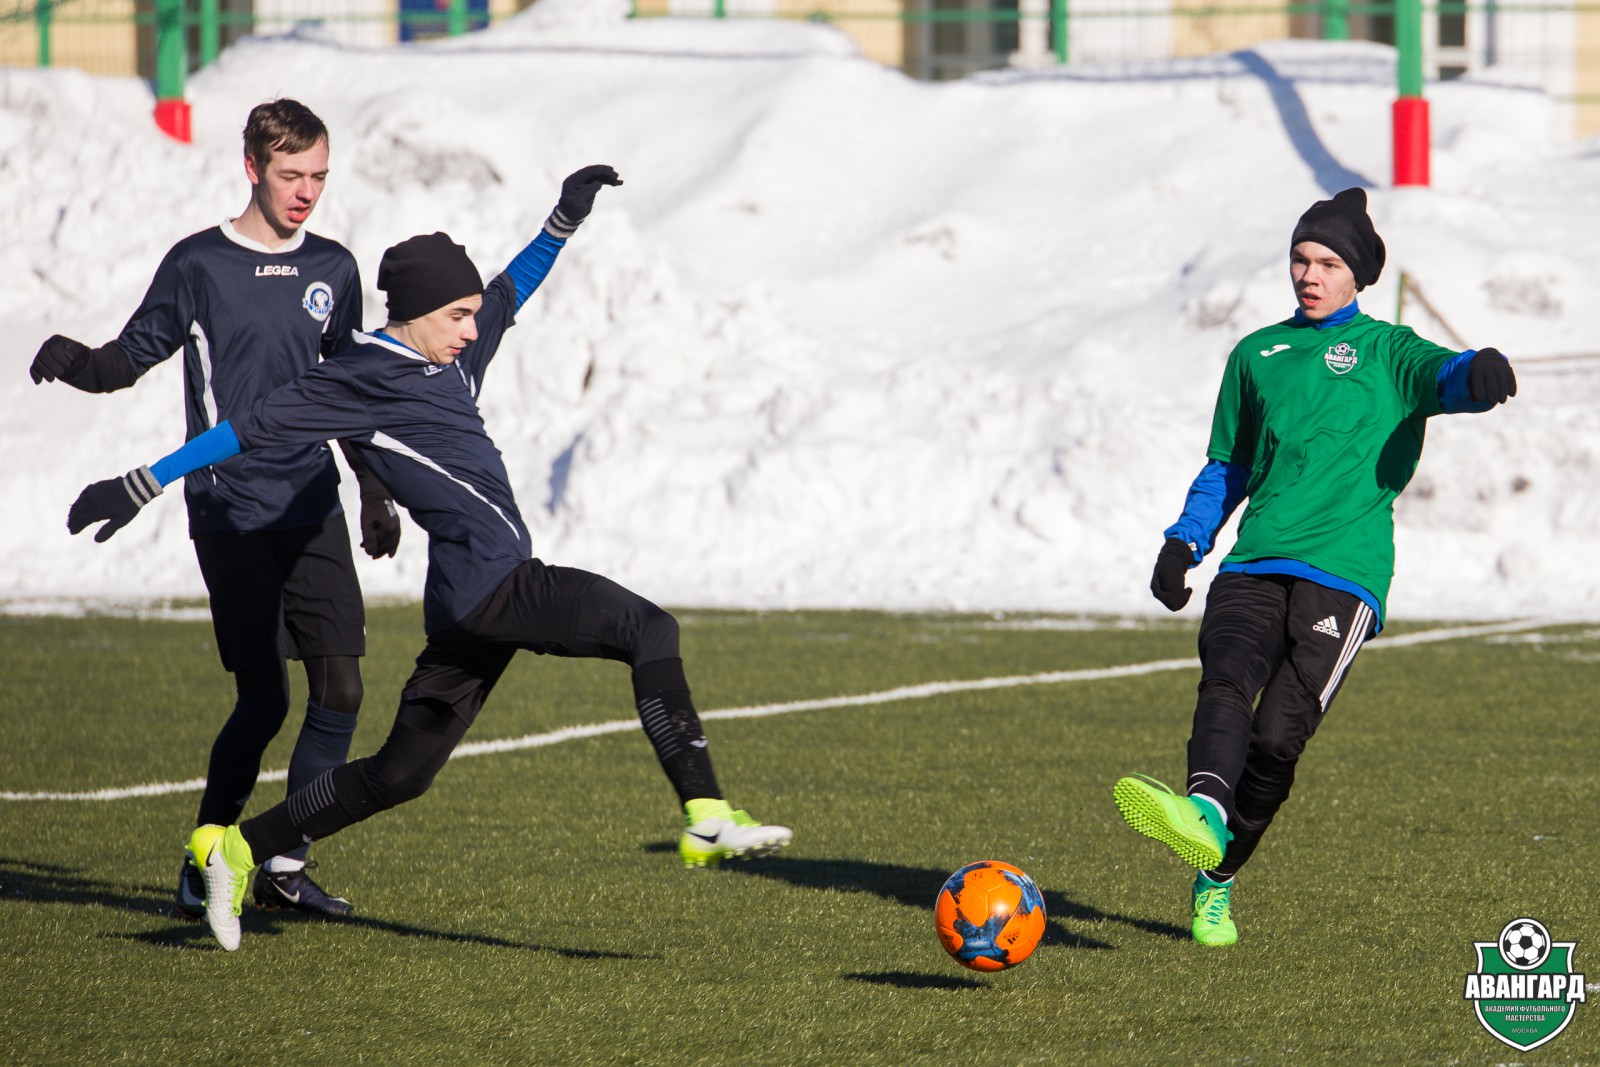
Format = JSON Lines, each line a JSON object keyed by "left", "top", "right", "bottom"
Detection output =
{"left": 1467, "top": 347, "right": 1516, "bottom": 405}
{"left": 544, "top": 164, "right": 623, "bottom": 238}
{"left": 31, "top": 334, "right": 91, "bottom": 384}
{"left": 359, "top": 495, "right": 401, "bottom": 559}
{"left": 67, "top": 467, "right": 162, "bottom": 543}
{"left": 1150, "top": 538, "right": 1195, "bottom": 612}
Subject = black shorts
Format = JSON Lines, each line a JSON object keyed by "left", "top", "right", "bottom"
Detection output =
{"left": 193, "top": 516, "right": 366, "bottom": 673}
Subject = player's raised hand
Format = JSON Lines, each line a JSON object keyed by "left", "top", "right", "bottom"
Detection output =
{"left": 1467, "top": 347, "right": 1516, "bottom": 405}
{"left": 1150, "top": 538, "right": 1194, "bottom": 611}
{"left": 544, "top": 166, "right": 623, "bottom": 239}
{"left": 30, "top": 334, "right": 91, "bottom": 384}
{"left": 558, "top": 164, "right": 622, "bottom": 222}
{"left": 68, "top": 467, "right": 163, "bottom": 543}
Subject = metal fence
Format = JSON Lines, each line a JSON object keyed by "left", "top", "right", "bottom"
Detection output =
{"left": 4, "top": 0, "right": 1597, "bottom": 137}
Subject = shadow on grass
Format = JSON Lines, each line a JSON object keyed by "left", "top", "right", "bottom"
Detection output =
{"left": 0, "top": 855, "right": 652, "bottom": 960}
{"left": 844, "top": 971, "right": 985, "bottom": 990}
{"left": 645, "top": 845, "right": 1188, "bottom": 947}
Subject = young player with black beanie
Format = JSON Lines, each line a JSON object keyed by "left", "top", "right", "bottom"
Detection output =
{"left": 1115, "top": 187, "right": 1517, "bottom": 946}
{"left": 67, "top": 165, "right": 793, "bottom": 952}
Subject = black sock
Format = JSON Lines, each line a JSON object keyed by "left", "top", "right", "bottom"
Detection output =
{"left": 632, "top": 658, "right": 721, "bottom": 805}
{"left": 242, "top": 761, "right": 385, "bottom": 862}
{"left": 281, "top": 701, "right": 359, "bottom": 861}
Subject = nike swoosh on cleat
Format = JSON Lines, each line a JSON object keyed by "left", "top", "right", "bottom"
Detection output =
{"left": 274, "top": 886, "right": 302, "bottom": 904}
{"left": 686, "top": 831, "right": 720, "bottom": 844}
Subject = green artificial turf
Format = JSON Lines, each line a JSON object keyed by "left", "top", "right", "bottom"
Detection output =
{"left": 1, "top": 608, "right": 1595, "bottom": 1064}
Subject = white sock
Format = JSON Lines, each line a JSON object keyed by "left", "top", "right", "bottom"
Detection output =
{"left": 1190, "top": 793, "right": 1228, "bottom": 827}
{"left": 266, "top": 856, "right": 306, "bottom": 874}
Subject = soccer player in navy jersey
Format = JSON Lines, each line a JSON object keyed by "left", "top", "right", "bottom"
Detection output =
{"left": 67, "top": 165, "right": 793, "bottom": 951}
{"left": 30, "top": 100, "right": 399, "bottom": 919}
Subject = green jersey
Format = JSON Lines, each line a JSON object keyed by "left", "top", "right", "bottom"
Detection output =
{"left": 1208, "top": 311, "right": 1459, "bottom": 619}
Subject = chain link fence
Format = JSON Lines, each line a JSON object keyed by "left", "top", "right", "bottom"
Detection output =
{"left": 4, "top": 0, "right": 1597, "bottom": 137}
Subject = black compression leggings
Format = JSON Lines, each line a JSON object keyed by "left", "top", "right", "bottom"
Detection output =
{"left": 194, "top": 655, "right": 361, "bottom": 827}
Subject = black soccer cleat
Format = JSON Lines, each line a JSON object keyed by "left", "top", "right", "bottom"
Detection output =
{"left": 174, "top": 851, "right": 206, "bottom": 921}
{"left": 252, "top": 861, "right": 354, "bottom": 917}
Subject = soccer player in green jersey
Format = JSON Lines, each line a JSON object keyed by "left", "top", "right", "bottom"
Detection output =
{"left": 1113, "top": 188, "right": 1518, "bottom": 946}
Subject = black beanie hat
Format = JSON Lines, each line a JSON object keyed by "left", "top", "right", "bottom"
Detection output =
{"left": 1290, "top": 187, "right": 1386, "bottom": 291}
{"left": 377, "top": 232, "right": 483, "bottom": 322}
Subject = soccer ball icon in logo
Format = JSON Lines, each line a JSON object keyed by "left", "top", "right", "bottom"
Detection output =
{"left": 1499, "top": 918, "right": 1551, "bottom": 970}
{"left": 934, "top": 860, "right": 1046, "bottom": 972}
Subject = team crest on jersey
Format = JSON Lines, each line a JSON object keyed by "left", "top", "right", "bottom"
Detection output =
{"left": 1324, "top": 342, "right": 1358, "bottom": 375}
{"left": 302, "top": 281, "right": 335, "bottom": 323}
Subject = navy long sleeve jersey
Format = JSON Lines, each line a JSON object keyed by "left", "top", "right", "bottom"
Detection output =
{"left": 117, "top": 223, "right": 362, "bottom": 535}
{"left": 231, "top": 273, "right": 528, "bottom": 634}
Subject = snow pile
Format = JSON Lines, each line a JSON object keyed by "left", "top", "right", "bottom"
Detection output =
{"left": 2, "top": 12, "right": 1597, "bottom": 621}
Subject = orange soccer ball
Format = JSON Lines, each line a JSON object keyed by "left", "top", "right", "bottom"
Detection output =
{"left": 934, "top": 860, "right": 1046, "bottom": 972}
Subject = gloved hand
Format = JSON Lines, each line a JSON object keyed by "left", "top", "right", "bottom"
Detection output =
{"left": 1467, "top": 347, "right": 1516, "bottom": 405}
{"left": 1150, "top": 538, "right": 1195, "bottom": 612}
{"left": 68, "top": 467, "right": 163, "bottom": 543}
{"left": 359, "top": 495, "right": 401, "bottom": 559}
{"left": 544, "top": 165, "right": 623, "bottom": 238}
{"left": 30, "top": 335, "right": 91, "bottom": 384}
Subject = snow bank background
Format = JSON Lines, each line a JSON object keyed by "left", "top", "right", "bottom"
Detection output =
{"left": 3, "top": 5, "right": 1597, "bottom": 621}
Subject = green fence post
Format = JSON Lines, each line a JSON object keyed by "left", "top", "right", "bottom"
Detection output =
{"left": 1323, "top": 0, "right": 1349, "bottom": 39}
{"left": 152, "top": 0, "right": 192, "bottom": 141}
{"left": 448, "top": 0, "right": 467, "bottom": 35}
{"left": 714, "top": 0, "right": 726, "bottom": 17}
{"left": 36, "top": 0, "right": 52, "bottom": 66}
{"left": 155, "top": 0, "right": 186, "bottom": 99}
{"left": 1392, "top": 0, "right": 1429, "bottom": 184}
{"left": 1051, "top": 0, "right": 1067, "bottom": 63}
{"left": 200, "top": 0, "right": 220, "bottom": 66}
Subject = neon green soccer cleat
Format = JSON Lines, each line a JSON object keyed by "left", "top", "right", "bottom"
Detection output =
{"left": 679, "top": 799, "right": 792, "bottom": 869}
{"left": 1112, "top": 773, "right": 1233, "bottom": 870}
{"left": 1192, "top": 872, "right": 1238, "bottom": 946}
{"left": 186, "top": 824, "right": 256, "bottom": 952}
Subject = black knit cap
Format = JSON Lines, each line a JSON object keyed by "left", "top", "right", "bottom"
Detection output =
{"left": 377, "top": 232, "right": 483, "bottom": 322}
{"left": 1290, "top": 187, "right": 1386, "bottom": 291}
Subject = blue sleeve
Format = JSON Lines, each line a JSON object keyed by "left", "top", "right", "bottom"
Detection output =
{"left": 505, "top": 230, "right": 566, "bottom": 310}
{"left": 1163, "top": 460, "right": 1249, "bottom": 564}
{"left": 1437, "top": 350, "right": 1495, "bottom": 414}
{"left": 149, "top": 422, "right": 241, "bottom": 486}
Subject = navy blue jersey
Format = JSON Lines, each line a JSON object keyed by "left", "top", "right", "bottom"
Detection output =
{"left": 231, "top": 273, "right": 526, "bottom": 633}
{"left": 117, "top": 223, "right": 362, "bottom": 535}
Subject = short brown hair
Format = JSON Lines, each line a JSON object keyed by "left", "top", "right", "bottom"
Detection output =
{"left": 243, "top": 98, "right": 328, "bottom": 169}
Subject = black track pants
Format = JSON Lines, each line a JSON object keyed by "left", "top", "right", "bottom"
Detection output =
{"left": 1184, "top": 572, "right": 1375, "bottom": 877}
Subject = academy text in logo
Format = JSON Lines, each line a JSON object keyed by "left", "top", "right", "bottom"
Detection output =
{"left": 1463, "top": 918, "right": 1585, "bottom": 1052}
{"left": 1323, "top": 342, "right": 1358, "bottom": 375}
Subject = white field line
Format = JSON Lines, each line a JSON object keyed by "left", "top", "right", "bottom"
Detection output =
{"left": 0, "top": 617, "right": 1564, "bottom": 803}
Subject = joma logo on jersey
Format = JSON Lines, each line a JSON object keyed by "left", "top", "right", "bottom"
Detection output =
{"left": 255, "top": 265, "right": 300, "bottom": 277}
{"left": 1324, "top": 342, "right": 1358, "bottom": 375}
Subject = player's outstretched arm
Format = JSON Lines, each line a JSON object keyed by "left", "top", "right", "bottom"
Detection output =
{"left": 1467, "top": 347, "right": 1516, "bottom": 405}
{"left": 1435, "top": 346, "right": 1518, "bottom": 414}
{"left": 67, "top": 422, "right": 242, "bottom": 542}
{"left": 67, "top": 468, "right": 163, "bottom": 543}
{"left": 30, "top": 336, "right": 138, "bottom": 393}
{"left": 505, "top": 165, "right": 624, "bottom": 310}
